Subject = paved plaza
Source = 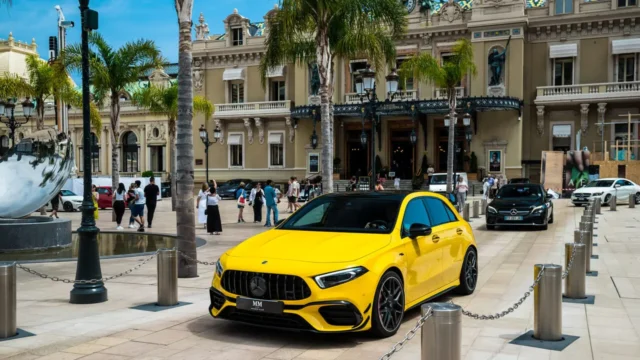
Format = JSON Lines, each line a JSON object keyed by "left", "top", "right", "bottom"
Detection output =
{"left": 1, "top": 198, "right": 639, "bottom": 359}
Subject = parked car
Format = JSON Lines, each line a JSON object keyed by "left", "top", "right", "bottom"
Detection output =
{"left": 486, "top": 183, "right": 554, "bottom": 230}
{"left": 45, "top": 190, "right": 83, "bottom": 212}
{"left": 218, "top": 179, "right": 252, "bottom": 199}
{"left": 509, "top": 178, "right": 530, "bottom": 184}
{"left": 571, "top": 178, "right": 640, "bottom": 206}
{"left": 428, "top": 173, "right": 468, "bottom": 194}
{"left": 96, "top": 186, "right": 113, "bottom": 209}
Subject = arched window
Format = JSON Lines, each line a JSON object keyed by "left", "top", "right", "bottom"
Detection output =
{"left": 121, "top": 131, "right": 138, "bottom": 172}
{"left": 0, "top": 135, "right": 9, "bottom": 156}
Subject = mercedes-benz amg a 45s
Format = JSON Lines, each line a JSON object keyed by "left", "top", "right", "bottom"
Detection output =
{"left": 209, "top": 191, "right": 478, "bottom": 337}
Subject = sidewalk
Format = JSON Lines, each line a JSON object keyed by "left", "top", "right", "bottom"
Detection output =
{"left": 2, "top": 199, "right": 639, "bottom": 359}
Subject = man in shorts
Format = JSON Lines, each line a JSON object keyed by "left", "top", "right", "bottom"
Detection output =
{"left": 132, "top": 180, "right": 146, "bottom": 232}
{"left": 291, "top": 177, "right": 301, "bottom": 211}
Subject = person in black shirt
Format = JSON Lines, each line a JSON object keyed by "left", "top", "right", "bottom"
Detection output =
{"left": 144, "top": 177, "right": 160, "bottom": 228}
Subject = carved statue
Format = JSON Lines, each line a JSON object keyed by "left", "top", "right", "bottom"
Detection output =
{"left": 193, "top": 69, "right": 203, "bottom": 91}
{"left": 195, "top": 13, "right": 210, "bottom": 41}
{"left": 310, "top": 63, "right": 320, "bottom": 96}
{"left": 419, "top": 0, "right": 435, "bottom": 12}
{"left": 488, "top": 36, "right": 511, "bottom": 87}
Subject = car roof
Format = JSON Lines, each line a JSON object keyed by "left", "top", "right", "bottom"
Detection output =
{"left": 322, "top": 191, "right": 412, "bottom": 201}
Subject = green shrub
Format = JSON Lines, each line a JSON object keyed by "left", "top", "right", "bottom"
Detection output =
{"left": 141, "top": 170, "right": 154, "bottom": 178}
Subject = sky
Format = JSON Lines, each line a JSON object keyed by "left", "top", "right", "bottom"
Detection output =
{"left": 0, "top": 0, "right": 278, "bottom": 82}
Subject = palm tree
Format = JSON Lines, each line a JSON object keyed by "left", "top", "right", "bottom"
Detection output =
{"left": 132, "top": 82, "right": 214, "bottom": 211}
{"left": 261, "top": 0, "right": 407, "bottom": 193}
{"left": 174, "top": 0, "right": 197, "bottom": 278}
{"left": 64, "top": 32, "right": 161, "bottom": 199}
{"left": 400, "top": 39, "right": 476, "bottom": 193}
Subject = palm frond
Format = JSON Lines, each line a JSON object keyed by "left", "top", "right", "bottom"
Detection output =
{"left": 0, "top": 73, "right": 30, "bottom": 98}
{"left": 193, "top": 96, "right": 214, "bottom": 120}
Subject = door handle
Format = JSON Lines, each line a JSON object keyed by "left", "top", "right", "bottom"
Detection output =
{"left": 456, "top": 228, "right": 463, "bottom": 235}
{"left": 432, "top": 235, "right": 440, "bottom": 243}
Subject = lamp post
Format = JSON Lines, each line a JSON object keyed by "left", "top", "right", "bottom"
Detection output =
{"left": 199, "top": 124, "right": 221, "bottom": 183}
{"left": 70, "top": 0, "right": 106, "bottom": 304}
{"left": 0, "top": 97, "right": 34, "bottom": 146}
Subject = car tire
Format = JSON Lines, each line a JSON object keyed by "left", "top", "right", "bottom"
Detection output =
{"left": 541, "top": 223, "right": 548, "bottom": 230}
{"left": 635, "top": 192, "right": 640, "bottom": 204}
{"left": 63, "top": 202, "right": 74, "bottom": 212}
{"left": 604, "top": 194, "right": 612, "bottom": 206}
{"left": 455, "top": 247, "right": 478, "bottom": 296}
{"left": 371, "top": 271, "right": 405, "bottom": 338}
{"left": 548, "top": 210, "right": 554, "bottom": 224}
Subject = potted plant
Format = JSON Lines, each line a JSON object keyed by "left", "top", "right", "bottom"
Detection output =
{"left": 468, "top": 152, "right": 478, "bottom": 181}
{"left": 333, "top": 157, "right": 341, "bottom": 180}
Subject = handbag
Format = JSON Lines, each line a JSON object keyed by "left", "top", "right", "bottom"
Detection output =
{"left": 237, "top": 194, "right": 246, "bottom": 206}
{"left": 204, "top": 208, "right": 208, "bottom": 215}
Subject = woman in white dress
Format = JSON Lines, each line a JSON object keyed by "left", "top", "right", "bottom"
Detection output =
{"left": 197, "top": 182, "right": 208, "bottom": 228}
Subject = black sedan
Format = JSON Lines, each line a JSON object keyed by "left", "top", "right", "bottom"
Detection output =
{"left": 486, "top": 184, "right": 554, "bottom": 230}
{"left": 218, "top": 179, "right": 252, "bottom": 199}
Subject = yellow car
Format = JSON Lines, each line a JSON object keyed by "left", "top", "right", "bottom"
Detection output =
{"left": 209, "top": 191, "right": 478, "bottom": 337}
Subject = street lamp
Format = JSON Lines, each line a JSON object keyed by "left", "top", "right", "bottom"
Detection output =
{"left": 199, "top": 124, "right": 220, "bottom": 184}
{"left": 0, "top": 97, "right": 34, "bottom": 146}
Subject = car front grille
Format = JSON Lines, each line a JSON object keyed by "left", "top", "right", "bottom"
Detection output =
{"left": 498, "top": 210, "right": 531, "bottom": 215}
{"left": 319, "top": 305, "right": 362, "bottom": 326}
{"left": 221, "top": 270, "right": 312, "bottom": 301}
{"left": 210, "top": 287, "right": 226, "bottom": 310}
{"left": 218, "top": 307, "right": 313, "bottom": 330}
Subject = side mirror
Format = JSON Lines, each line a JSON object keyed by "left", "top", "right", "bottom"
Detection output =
{"left": 275, "top": 219, "right": 286, "bottom": 227}
{"left": 615, "top": 184, "right": 622, "bottom": 189}
{"left": 408, "top": 223, "right": 432, "bottom": 239}
{"left": 546, "top": 194, "right": 553, "bottom": 200}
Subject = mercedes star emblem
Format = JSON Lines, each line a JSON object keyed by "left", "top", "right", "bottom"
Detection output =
{"left": 249, "top": 276, "right": 267, "bottom": 297}
{"left": 510, "top": 209, "right": 518, "bottom": 215}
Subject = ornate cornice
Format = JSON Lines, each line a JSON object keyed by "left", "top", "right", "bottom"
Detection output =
{"left": 527, "top": 16, "right": 640, "bottom": 43}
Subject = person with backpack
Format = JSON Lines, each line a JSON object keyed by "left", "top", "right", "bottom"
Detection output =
{"left": 249, "top": 182, "right": 265, "bottom": 223}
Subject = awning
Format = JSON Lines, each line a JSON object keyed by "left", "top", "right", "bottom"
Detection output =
{"left": 227, "top": 134, "right": 242, "bottom": 145}
{"left": 612, "top": 38, "right": 640, "bottom": 54}
{"left": 549, "top": 44, "right": 577, "bottom": 58}
{"left": 268, "top": 133, "right": 283, "bottom": 144}
{"left": 266, "top": 65, "right": 285, "bottom": 78}
{"left": 223, "top": 68, "right": 245, "bottom": 81}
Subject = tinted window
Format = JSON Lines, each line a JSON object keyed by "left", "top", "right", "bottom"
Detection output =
{"left": 585, "top": 180, "right": 614, "bottom": 188}
{"left": 623, "top": 180, "right": 633, "bottom": 186}
{"left": 430, "top": 175, "right": 447, "bottom": 184}
{"left": 424, "top": 198, "right": 454, "bottom": 227}
{"left": 97, "top": 188, "right": 110, "bottom": 195}
{"left": 402, "top": 199, "right": 431, "bottom": 233}
{"left": 60, "top": 190, "right": 75, "bottom": 196}
{"left": 496, "top": 185, "right": 542, "bottom": 199}
{"left": 615, "top": 179, "right": 626, "bottom": 186}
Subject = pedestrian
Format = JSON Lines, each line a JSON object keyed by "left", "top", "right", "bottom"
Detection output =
{"left": 394, "top": 176, "right": 400, "bottom": 190}
{"left": 49, "top": 191, "right": 62, "bottom": 219}
{"left": 113, "top": 183, "right": 126, "bottom": 230}
{"left": 127, "top": 183, "right": 137, "bottom": 228}
{"left": 206, "top": 186, "right": 222, "bottom": 235}
{"left": 144, "top": 177, "right": 160, "bottom": 228}
{"left": 264, "top": 180, "right": 278, "bottom": 227}
{"left": 91, "top": 184, "right": 99, "bottom": 220}
{"left": 236, "top": 182, "right": 247, "bottom": 223}
{"left": 482, "top": 177, "right": 491, "bottom": 201}
{"left": 456, "top": 175, "right": 468, "bottom": 213}
{"left": 249, "top": 182, "right": 264, "bottom": 223}
{"left": 427, "top": 164, "right": 435, "bottom": 185}
{"left": 286, "top": 178, "right": 294, "bottom": 213}
{"left": 132, "top": 180, "right": 146, "bottom": 232}
{"left": 349, "top": 176, "right": 357, "bottom": 191}
{"left": 291, "top": 177, "right": 301, "bottom": 211}
{"left": 375, "top": 179, "right": 384, "bottom": 191}
{"left": 487, "top": 175, "right": 496, "bottom": 199}
{"left": 197, "top": 182, "right": 208, "bottom": 229}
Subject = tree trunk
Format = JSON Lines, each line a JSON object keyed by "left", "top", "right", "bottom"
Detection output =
{"left": 316, "top": 28, "right": 333, "bottom": 194}
{"left": 110, "top": 99, "right": 121, "bottom": 216}
{"left": 175, "top": 0, "right": 197, "bottom": 278}
{"left": 446, "top": 91, "right": 457, "bottom": 193}
{"left": 169, "top": 118, "right": 176, "bottom": 211}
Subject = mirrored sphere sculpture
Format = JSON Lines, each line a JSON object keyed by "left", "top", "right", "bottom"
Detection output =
{"left": 0, "top": 129, "right": 74, "bottom": 218}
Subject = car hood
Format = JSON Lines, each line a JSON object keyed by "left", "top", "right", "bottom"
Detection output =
{"left": 573, "top": 187, "right": 608, "bottom": 194}
{"left": 228, "top": 229, "right": 390, "bottom": 263}
{"left": 490, "top": 198, "right": 543, "bottom": 209}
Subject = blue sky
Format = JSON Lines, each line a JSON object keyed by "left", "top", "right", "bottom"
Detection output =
{"left": 0, "top": 0, "right": 277, "bottom": 82}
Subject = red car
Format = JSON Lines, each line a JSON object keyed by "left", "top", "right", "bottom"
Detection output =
{"left": 96, "top": 186, "right": 113, "bottom": 209}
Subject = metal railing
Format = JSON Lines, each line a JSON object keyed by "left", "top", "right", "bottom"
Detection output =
{"left": 434, "top": 87, "right": 465, "bottom": 99}
{"left": 214, "top": 100, "right": 292, "bottom": 116}
{"left": 536, "top": 81, "right": 640, "bottom": 99}
{"left": 344, "top": 90, "right": 418, "bottom": 104}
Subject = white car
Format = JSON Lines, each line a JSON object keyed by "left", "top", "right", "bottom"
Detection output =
{"left": 45, "top": 189, "right": 83, "bottom": 212}
{"left": 571, "top": 178, "right": 640, "bottom": 206}
{"left": 428, "top": 172, "right": 468, "bottom": 194}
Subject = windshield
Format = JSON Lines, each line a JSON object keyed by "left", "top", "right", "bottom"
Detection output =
{"left": 430, "top": 175, "right": 447, "bottom": 185}
{"left": 280, "top": 196, "right": 401, "bottom": 233}
{"left": 60, "top": 190, "right": 76, "bottom": 196}
{"left": 584, "top": 180, "right": 614, "bottom": 188}
{"left": 496, "top": 185, "right": 542, "bottom": 199}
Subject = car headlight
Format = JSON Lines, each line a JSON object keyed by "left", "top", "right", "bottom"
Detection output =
{"left": 487, "top": 206, "right": 497, "bottom": 214}
{"left": 215, "top": 259, "right": 224, "bottom": 277}
{"left": 592, "top": 192, "right": 603, "bottom": 196}
{"left": 532, "top": 205, "right": 546, "bottom": 214}
{"left": 313, "top": 266, "right": 368, "bottom": 289}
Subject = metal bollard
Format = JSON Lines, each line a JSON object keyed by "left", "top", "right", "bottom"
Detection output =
{"left": 472, "top": 200, "right": 480, "bottom": 218}
{"left": 594, "top": 197, "right": 602, "bottom": 214}
{"left": 580, "top": 219, "right": 594, "bottom": 234}
{"left": 0, "top": 263, "right": 17, "bottom": 339}
{"left": 533, "top": 264, "right": 562, "bottom": 341}
{"left": 584, "top": 209, "right": 595, "bottom": 222}
{"left": 610, "top": 196, "right": 617, "bottom": 211}
{"left": 574, "top": 230, "right": 592, "bottom": 273}
{"left": 630, "top": 194, "right": 636, "bottom": 208}
{"left": 421, "top": 303, "right": 461, "bottom": 360}
{"left": 157, "top": 249, "right": 178, "bottom": 306}
{"left": 480, "top": 199, "right": 487, "bottom": 215}
{"left": 463, "top": 203, "right": 470, "bottom": 221}
{"left": 564, "top": 243, "right": 587, "bottom": 299}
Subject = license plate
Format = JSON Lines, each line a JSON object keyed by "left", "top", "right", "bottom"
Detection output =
{"left": 504, "top": 216, "right": 523, "bottom": 221}
{"left": 236, "top": 297, "right": 284, "bottom": 314}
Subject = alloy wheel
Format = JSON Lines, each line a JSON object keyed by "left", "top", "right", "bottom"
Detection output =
{"left": 465, "top": 250, "right": 478, "bottom": 290}
{"left": 377, "top": 276, "right": 404, "bottom": 332}
{"left": 635, "top": 192, "right": 640, "bottom": 204}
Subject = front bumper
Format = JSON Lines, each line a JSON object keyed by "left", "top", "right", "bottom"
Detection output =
{"left": 486, "top": 211, "right": 547, "bottom": 227}
{"left": 571, "top": 194, "right": 602, "bottom": 205}
{"left": 209, "top": 272, "right": 374, "bottom": 333}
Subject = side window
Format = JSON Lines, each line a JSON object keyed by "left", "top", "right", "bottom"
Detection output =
{"left": 402, "top": 199, "right": 431, "bottom": 235}
{"left": 424, "top": 198, "right": 454, "bottom": 227}
{"left": 615, "top": 179, "right": 626, "bottom": 186}
{"left": 290, "top": 203, "right": 328, "bottom": 227}
{"left": 623, "top": 180, "right": 633, "bottom": 186}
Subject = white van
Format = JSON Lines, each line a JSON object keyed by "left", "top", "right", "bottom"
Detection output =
{"left": 428, "top": 173, "right": 468, "bottom": 194}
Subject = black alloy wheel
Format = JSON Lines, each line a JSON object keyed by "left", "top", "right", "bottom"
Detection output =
{"left": 456, "top": 247, "right": 478, "bottom": 295}
{"left": 371, "top": 271, "right": 404, "bottom": 337}
{"left": 635, "top": 192, "right": 640, "bottom": 204}
{"left": 63, "top": 202, "right": 74, "bottom": 212}
{"left": 604, "top": 194, "right": 612, "bottom": 206}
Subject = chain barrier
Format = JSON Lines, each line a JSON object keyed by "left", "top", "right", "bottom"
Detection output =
{"left": 379, "top": 307, "right": 433, "bottom": 360}
{"left": 177, "top": 250, "right": 217, "bottom": 266}
{"left": 460, "top": 265, "right": 546, "bottom": 320}
{"left": 16, "top": 250, "right": 160, "bottom": 284}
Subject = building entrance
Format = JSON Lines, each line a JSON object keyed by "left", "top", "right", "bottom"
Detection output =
{"left": 390, "top": 130, "right": 415, "bottom": 179}
{"left": 435, "top": 120, "right": 467, "bottom": 173}
{"left": 346, "top": 130, "right": 371, "bottom": 179}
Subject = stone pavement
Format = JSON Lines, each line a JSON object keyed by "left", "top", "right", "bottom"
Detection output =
{"left": 2, "top": 199, "right": 639, "bottom": 359}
